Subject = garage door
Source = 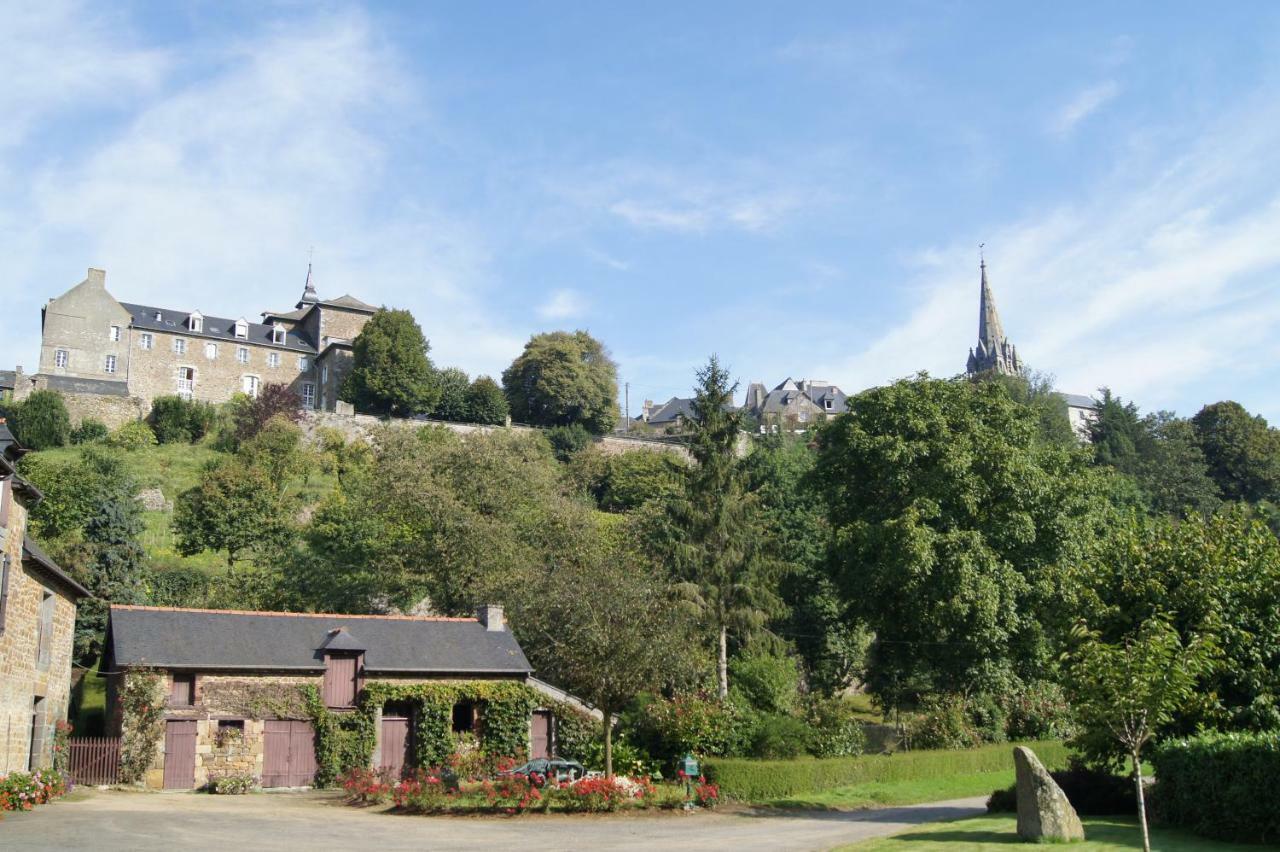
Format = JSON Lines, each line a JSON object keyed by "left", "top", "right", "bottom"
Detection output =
{"left": 263, "top": 721, "right": 317, "bottom": 788}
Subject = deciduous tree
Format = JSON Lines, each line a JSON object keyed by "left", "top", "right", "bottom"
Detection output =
{"left": 1191, "top": 401, "right": 1280, "bottom": 503}
{"left": 173, "top": 459, "right": 293, "bottom": 568}
{"left": 341, "top": 308, "right": 439, "bottom": 417}
{"left": 464, "top": 376, "right": 508, "bottom": 425}
{"left": 501, "top": 330, "right": 618, "bottom": 434}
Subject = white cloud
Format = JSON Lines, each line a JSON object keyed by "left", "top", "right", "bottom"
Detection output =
{"left": 1049, "top": 81, "right": 1120, "bottom": 136}
{"left": 536, "top": 289, "right": 587, "bottom": 321}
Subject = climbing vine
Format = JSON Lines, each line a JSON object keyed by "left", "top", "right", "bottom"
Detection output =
{"left": 120, "top": 669, "right": 166, "bottom": 785}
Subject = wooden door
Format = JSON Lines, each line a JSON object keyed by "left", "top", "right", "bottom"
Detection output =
{"left": 379, "top": 716, "right": 411, "bottom": 779}
{"left": 162, "top": 720, "right": 198, "bottom": 789}
{"left": 531, "top": 711, "right": 552, "bottom": 759}
{"left": 263, "top": 721, "right": 317, "bottom": 787}
{"left": 322, "top": 655, "right": 358, "bottom": 707}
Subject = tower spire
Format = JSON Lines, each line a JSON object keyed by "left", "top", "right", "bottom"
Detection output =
{"left": 965, "top": 249, "right": 1023, "bottom": 377}
{"left": 298, "top": 253, "right": 319, "bottom": 308}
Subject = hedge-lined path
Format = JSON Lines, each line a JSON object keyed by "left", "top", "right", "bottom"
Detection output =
{"left": 2, "top": 788, "right": 987, "bottom": 851}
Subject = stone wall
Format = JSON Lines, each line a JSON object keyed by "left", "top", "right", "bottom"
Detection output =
{"left": 37, "top": 268, "right": 133, "bottom": 381}
{"left": 54, "top": 388, "right": 148, "bottom": 429}
{"left": 0, "top": 496, "right": 77, "bottom": 773}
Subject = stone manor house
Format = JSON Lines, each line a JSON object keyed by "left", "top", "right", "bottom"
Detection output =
{"left": 10, "top": 267, "right": 377, "bottom": 426}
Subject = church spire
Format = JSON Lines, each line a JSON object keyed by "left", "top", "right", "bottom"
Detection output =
{"left": 965, "top": 251, "right": 1023, "bottom": 378}
{"left": 298, "top": 260, "right": 319, "bottom": 308}
{"left": 977, "top": 255, "right": 1006, "bottom": 356}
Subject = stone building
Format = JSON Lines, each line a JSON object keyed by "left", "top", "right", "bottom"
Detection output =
{"left": 965, "top": 259, "right": 1024, "bottom": 378}
{"left": 102, "top": 604, "right": 600, "bottom": 790}
{"left": 742, "top": 378, "right": 849, "bottom": 432}
{"left": 0, "top": 422, "right": 90, "bottom": 772}
{"left": 17, "top": 266, "right": 376, "bottom": 426}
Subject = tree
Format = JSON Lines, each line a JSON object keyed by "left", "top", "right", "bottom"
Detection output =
{"left": 173, "top": 459, "right": 293, "bottom": 568}
{"left": 501, "top": 330, "right": 618, "bottom": 434}
{"left": 664, "top": 356, "right": 779, "bottom": 699}
{"left": 430, "top": 367, "right": 471, "bottom": 422}
{"left": 238, "top": 416, "right": 309, "bottom": 490}
{"left": 76, "top": 488, "right": 147, "bottom": 666}
{"left": 149, "top": 395, "right": 216, "bottom": 444}
{"left": 977, "top": 369, "right": 1077, "bottom": 448}
{"left": 813, "top": 375, "right": 1110, "bottom": 712}
{"left": 464, "top": 376, "right": 508, "bottom": 425}
{"left": 1191, "top": 401, "right": 1280, "bottom": 503}
{"left": 1065, "top": 618, "right": 1215, "bottom": 852}
{"left": 1089, "top": 388, "right": 1143, "bottom": 470}
{"left": 521, "top": 546, "right": 689, "bottom": 777}
{"left": 9, "top": 389, "right": 71, "bottom": 449}
{"left": 341, "top": 308, "right": 439, "bottom": 417}
{"left": 232, "top": 383, "right": 302, "bottom": 444}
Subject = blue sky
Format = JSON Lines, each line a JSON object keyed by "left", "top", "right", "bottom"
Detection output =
{"left": 4, "top": 1, "right": 1280, "bottom": 420}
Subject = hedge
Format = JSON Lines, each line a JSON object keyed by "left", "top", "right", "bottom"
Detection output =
{"left": 703, "top": 740, "right": 1069, "bottom": 801}
{"left": 1151, "top": 730, "right": 1280, "bottom": 844}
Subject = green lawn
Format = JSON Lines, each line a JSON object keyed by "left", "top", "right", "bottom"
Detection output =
{"left": 839, "top": 815, "right": 1255, "bottom": 851}
{"left": 70, "top": 661, "right": 107, "bottom": 735}
{"left": 762, "top": 768, "right": 1012, "bottom": 810}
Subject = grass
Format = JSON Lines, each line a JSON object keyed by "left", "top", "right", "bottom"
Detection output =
{"left": 69, "top": 661, "right": 107, "bottom": 735}
{"left": 838, "top": 814, "right": 1259, "bottom": 851}
{"left": 845, "top": 692, "right": 885, "bottom": 724}
{"left": 762, "top": 769, "right": 1013, "bottom": 810}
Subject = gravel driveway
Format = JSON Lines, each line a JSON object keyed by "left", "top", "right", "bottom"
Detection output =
{"left": 1, "top": 789, "right": 987, "bottom": 851}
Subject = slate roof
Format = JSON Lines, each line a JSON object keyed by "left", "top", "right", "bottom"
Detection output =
{"left": 0, "top": 370, "right": 14, "bottom": 390}
{"left": 105, "top": 606, "right": 533, "bottom": 674}
{"left": 22, "top": 537, "right": 91, "bottom": 599}
{"left": 121, "top": 303, "right": 317, "bottom": 354}
{"left": 320, "top": 295, "right": 377, "bottom": 313}
{"left": 647, "top": 397, "right": 696, "bottom": 425}
{"left": 1059, "top": 393, "right": 1098, "bottom": 410}
{"left": 41, "top": 374, "right": 130, "bottom": 396}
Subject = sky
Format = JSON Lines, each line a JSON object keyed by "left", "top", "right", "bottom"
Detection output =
{"left": 3, "top": 1, "right": 1280, "bottom": 421}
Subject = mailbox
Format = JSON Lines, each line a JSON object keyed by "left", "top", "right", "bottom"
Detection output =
{"left": 679, "top": 754, "right": 700, "bottom": 777}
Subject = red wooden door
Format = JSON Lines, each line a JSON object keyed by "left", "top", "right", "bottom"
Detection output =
{"left": 531, "top": 711, "right": 552, "bottom": 759}
{"left": 379, "top": 716, "right": 411, "bottom": 779}
{"left": 263, "top": 721, "right": 317, "bottom": 787}
{"left": 162, "top": 720, "right": 197, "bottom": 789}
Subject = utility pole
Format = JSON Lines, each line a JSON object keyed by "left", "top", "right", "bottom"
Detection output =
{"left": 624, "top": 382, "right": 630, "bottom": 431}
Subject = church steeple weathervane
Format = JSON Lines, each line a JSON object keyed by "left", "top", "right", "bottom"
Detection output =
{"left": 965, "top": 248, "right": 1024, "bottom": 377}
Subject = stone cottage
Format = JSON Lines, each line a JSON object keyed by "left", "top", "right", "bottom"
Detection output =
{"left": 15, "top": 266, "right": 376, "bottom": 426}
{"left": 101, "top": 604, "right": 599, "bottom": 790}
{"left": 0, "top": 422, "right": 90, "bottom": 772}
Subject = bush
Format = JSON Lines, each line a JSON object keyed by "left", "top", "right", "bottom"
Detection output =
{"left": 0, "top": 768, "right": 69, "bottom": 811}
{"left": 987, "top": 762, "right": 1135, "bottom": 815}
{"left": 729, "top": 651, "right": 801, "bottom": 715}
{"left": 149, "top": 395, "right": 215, "bottom": 444}
{"left": 633, "top": 695, "right": 748, "bottom": 765}
{"left": 703, "top": 740, "right": 1069, "bottom": 801}
{"left": 908, "top": 695, "right": 983, "bottom": 750}
{"left": 546, "top": 423, "right": 592, "bottom": 461}
{"left": 1003, "top": 680, "right": 1075, "bottom": 741}
{"left": 70, "top": 418, "right": 109, "bottom": 444}
{"left": 106, "top": 420, "right": 157, "bottom": 450}
{"left": 8, "top": 390, "right": 71, "bottom": 449}
{"left": 208, "top": 773, "right": 256, "bottom": 795}
{"left": 747, "top": 713, "right": 810, "bottom": 759}
{"left": 805, "top": 698, "right": 868, "bottom": 758}
{"left": 1151, "top": 730, "right": 1280, "bottom": 843}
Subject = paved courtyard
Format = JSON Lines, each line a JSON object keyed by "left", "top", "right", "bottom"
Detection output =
{"left": 1, "top": 789, "right": 987, "bottom": 851}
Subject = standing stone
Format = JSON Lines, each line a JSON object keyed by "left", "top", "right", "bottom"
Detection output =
{"left": 1014, "top": 746, "right": 1085, "bottom": 842}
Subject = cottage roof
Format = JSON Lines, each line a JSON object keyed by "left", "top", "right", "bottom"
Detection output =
{"left": 121, "top": 303, "right": 317, "bottom": 354}
{"left": 22, "top": 537, "right": 91, "bottom": 599}
{"left": 104, "top": 606, "right": 533, "bottom": 675}
{"left": 0, "top": 370, "right": 14, "bottom": 390}
{"left": 647, "top": 397, "right": 695, "bottom": 425}
{"left": 1059, "top": 393, "right": 1098, "bottom": 410}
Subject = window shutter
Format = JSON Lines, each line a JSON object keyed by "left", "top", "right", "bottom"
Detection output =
{"left": 38, "top": 593, "right": 53, "bottom": 668}
{"left": 0, "top": 555, "right": 10, "bottom": 634}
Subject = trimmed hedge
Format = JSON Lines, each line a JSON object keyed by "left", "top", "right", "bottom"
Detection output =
{"left": 703, "top": 740, "right": 1069, "bottom": 801}
{"left": 1151, "top": 730, "right": 1280, "bottom": 844}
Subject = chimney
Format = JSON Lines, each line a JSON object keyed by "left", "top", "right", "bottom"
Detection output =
{"left": 87, "top": 268, "right": 106, "bottom": 287}
{"left": 475, "top": 604, "right": 505, "bottom": 632}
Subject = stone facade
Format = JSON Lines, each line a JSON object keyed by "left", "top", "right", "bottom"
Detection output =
{"left": 22, "top": 267, "right": 376, "bottom": 422}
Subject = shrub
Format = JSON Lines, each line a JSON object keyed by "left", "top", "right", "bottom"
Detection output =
{"left": 8, "top": 390, "right": 71, "bottom": 449}
{"left": 0, "top": 768, "right": 69, "bottom": 811}
{"left": 987, "top": 762, "right": 1135, "bottom": 815}
{"left": 746, "top": 713, "right": 810, "bottom": 759}
{"left": 208, "top": 773, "right": 256, "bottom": 794}
{"left": 703, "top": 740, "right": 1070, "bottom": 801}
{"left": 634, "top": 695, "right": 748, "bottom": 765}
{"left": 148, "top": 395, "right": 215, "bottom": 443}
{"left": 70, "top": 418, "right": 109, "bottom": 444}
{"left": 546, "top": 423, "right": 592, "bottom": 461}
{"left": 232, "top": 383, "right": 302, "bottom": 444}
{"left": 1004, "top": 680, "right": 1075, "bottom": 741}
{"left": 106, "top": 420, "right": 157, "bottom": 450}
{"left": 729, "top": 651, "right": 801, "bottom": 715}
{"left": 1151, "top": 730, "right": 1280, "bottom": 843}
{"left": 339, "top": 767, "right": 394, "bottom": 803}
{"left": 805, "top": 698, "right": 868, "bottom": 758}
{"left": 908, "top": 695, "right": 982, "bottom": 750}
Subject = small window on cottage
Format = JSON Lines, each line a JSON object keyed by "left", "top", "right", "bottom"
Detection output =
{"left": 241, "top": 375, "right": 260, "bottom": 398}
{"left": 237, "top": 346, "right": 249, "bottom": 364}
{"left": 104, "top": 355, "right": 117, "bottom": 374}
{"left": 54, "top": 349, "right": 69, "bottom": 368}
{"left": 139, "top": 333, "right": 153, "bottom": 351}
{"left": 109, "top": 325, "right": 121, "bottom": 341}
{"left": 301, "top": 382, "right": 316, "bottom": 409}
{"left": 267, "top": 352, "right": 280, "bottom": 368}
{"left": 298, "top": 355, "right": 309, "bottom": 372}
{"left": 173, "top": 338, "right": 187, "bottom": 355}
{"left": 205, "top": 342, "right": 218, "bottom": 360}
{"left": 234, "top": 319, "right": 249, "bottom": 339}
{"left": 0, "top": 555, "right": 10, "bottom": 635}
{"left": 188, "top": 312, "right": 203, "bottom": 333}
{"left": 176, "top": 366, "right": 195, "bottom": 400}
{"left": 169, "top": 673, "right": 195, "bottom": 706}
{"left": 271, "top": 323, "right": 286, "bottom": 345}
{"left": 824, "top": 398, "right": 834, "bottom": 411}
{"left": 452, "top": 702, "right": 476, "bottom": 733}
{"left": 214, "top": 719, "right": 244, "bottom": 747}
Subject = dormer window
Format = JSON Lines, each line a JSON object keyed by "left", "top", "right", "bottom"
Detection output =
{"left": 824, "top": 398, "right": 834, "bottom": 411}
{"left": 188, "top": 312, "right": 203, "bottom": 333}
{"left": 271, "top": 323, "right": 286, "bottom": 345}
{"left": 234, "top": 319, "right": 249, "bottom": 339}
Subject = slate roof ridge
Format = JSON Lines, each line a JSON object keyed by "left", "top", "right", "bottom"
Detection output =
{"left": 108, "top": 604, "right": 477, "bottom": 622}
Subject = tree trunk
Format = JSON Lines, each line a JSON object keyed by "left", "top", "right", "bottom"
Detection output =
{"left": 603, "top": 706, "right": 614, "bottom": 778}
{"left": 717, "top": 625, "right": 728, "bottom": 700}
{"left": 1132, "top": 749, "right": 1151, "bottom": 852}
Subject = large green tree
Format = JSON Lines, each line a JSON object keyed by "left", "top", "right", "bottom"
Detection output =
{"left": 430, "top": 367, "right": 471, "bottom": 422}
{"left": 813, "top": 375, "right": 1110, "bottom": 711}
{"left": 341, "top": 308, "right": 440, "bottom": 417}
{"left": 173, "top": 459, "right": 294, "bottom": 568}
{"left": 1191, "top": 401, "right": 1280, "bottom": 503}
{"left": 7, "top": 389, "right": 71, "bottom": 450}
{"left": 463, "top": 376, "right": 509, "bottom": 425}
{"left": 501, "top": 330, "right": 618, "bottom": 434}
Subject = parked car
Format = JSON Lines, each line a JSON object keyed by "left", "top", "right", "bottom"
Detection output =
{"left": 500, "top": 758, "right": 585, "bottom": 782}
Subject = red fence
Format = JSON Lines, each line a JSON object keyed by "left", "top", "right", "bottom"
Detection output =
{"left": 67, "top": 737, "right": 121, "bottom": 785}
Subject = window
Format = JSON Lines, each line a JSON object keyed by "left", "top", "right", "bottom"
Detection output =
{"left": 0, "top": 478, "right": 9, "bottom": 529}
{"left": 271, "top": 324, "right": 286, "bottom": 345}
{"left": 452, "top": 702, "right": 476, "bottom": 733}
{"left": 234, "top": 319, "right": 248, "bottom": 339}
{"left": 321, "top": 364, "right": 329, "bottom": 384}
{"left": 241, "top": 375, "right": 260, "bottom": 397}
{"left": 54, "top": 349, "right": 68, "bottom": 368}
{"left": 109, "top": 325, "right": 121, "bottom": 341}
{"left": 173, "top": 338, "right": 187, "bottom": 355}
{"left": 176, "top": 366, "right": 195, "bottom": 400}
{"left": 169, "top": 673, "right": 195, "bottom": 706}
{"left": 188, "top": 312, "right": 203, "bottom": 333}
{"left": 236, "top": 346, "right": 249, "bottom": 364}
{"left": 267, "top": 352, "right": 280, "bottom": 368}
{"left": 322, "top": 654, "right": 360, "bottom": 708}
{"left": 798, "top": 409, "right": 809, "bottom": 423}
{"left": 824, "top": 398, "right": 834, "bottom": 411}
{"left": 0, "top": 555, "right": 10, "bottom": 635}
{"left": 139, "top": 333, "right": 153, "bottom": 351}
{"left": 301, "top": 382, "right": 316, "bottom": 409}
{"left": 36, "top": 590, "right": 53, "bottom": 669}
{"left": 205, "top": 342, "right": 218, "bottom": 360}
{"left": 298, "top": 355, "right": 309, "bottom": 372}
{"left": 104, "top": 355, "right": 117, "bottom": 374}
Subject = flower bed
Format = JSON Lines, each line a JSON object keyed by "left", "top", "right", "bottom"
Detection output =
{"left": 0, "top": 769, "right": 71, "bottom": 814}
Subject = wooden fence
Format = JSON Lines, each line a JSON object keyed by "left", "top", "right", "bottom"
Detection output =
{"left": 67, "top": 737, "right": 121, "bottom": 785}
